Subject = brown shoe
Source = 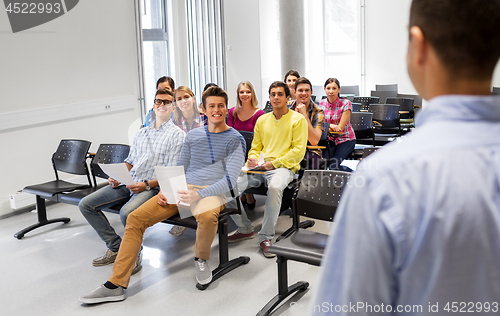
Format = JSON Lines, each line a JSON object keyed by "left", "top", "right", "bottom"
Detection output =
{"left": 228, "top": 230, "right": 255, "bottom": 243}
{"left": 260, "top": 240, "right": 276, "bottom": 258}
{"left": 92, "top": 249, "right": 118, "bottom": 267}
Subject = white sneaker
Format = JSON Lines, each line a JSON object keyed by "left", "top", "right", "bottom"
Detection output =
{"left": 131, "top": 251, "right": 142, "bottom": 275}
{"left": 169, "top": 225, "right": 188, "bottom": 237}
{"left": 79, "top": 284, "right": 124, "bottom": 304}
{"left": 194, "top": 259, "right": 212, "bottom": 285}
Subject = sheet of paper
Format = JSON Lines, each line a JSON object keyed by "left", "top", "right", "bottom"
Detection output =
{"left": 155, "top": 166, "right": 189, "bottom": 207}
{"left": 242, "top": 166, "right": 264, "bottom": 172}
{"left": 242, "top": 151, "right": 265, "bottom": 172}
{"left": 98, "top": 163, "right": 135, "bottom": 185}
{"left": 340, "top": 160, "right": 360, "bottom": 171}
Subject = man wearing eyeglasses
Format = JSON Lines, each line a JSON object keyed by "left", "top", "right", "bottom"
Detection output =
{"left": 79, "top": 88, "right": 185, "bottom": 273}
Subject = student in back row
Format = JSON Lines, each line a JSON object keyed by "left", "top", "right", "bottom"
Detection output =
{"left": 290, "top": 77, "right": 325, "bottom": 170}
{"left": 228, "top": 81, "right": 265, "bottom": 210}
{"left": 319, "top": 78, "right": 356, "bottom": 168}
{"left": 168, "top": 86, "right": 207, "bottom": 237}
{"left": 145, "top": 76, "right": 175, "bottom": 127}
{"left": 284, "top": 70, "right": 300, "bottom": 105}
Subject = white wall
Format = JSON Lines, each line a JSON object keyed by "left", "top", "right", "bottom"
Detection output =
{"left": 168, "top": 0, "right": 190, "bottom": 87}
{"left": 223, "top": 0, "right": 263, "bottom": 108}
{"left": 259, "top": 0, "right": 281, "bottom": 103}
{"left": 364, "top": 0, "right": 500, "bottom": 94}
{"left": 364, "top": 0, "right": 415, "bottom": 95}
{"left": 0, "top": 0, "right": 141, "bottom": 216}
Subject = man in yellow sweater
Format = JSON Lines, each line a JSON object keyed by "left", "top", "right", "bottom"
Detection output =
{"left": 229, "top": 81, "right": 308, "bottom": 257}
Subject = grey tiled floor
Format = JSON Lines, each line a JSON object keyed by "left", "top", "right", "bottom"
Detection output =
{"left": 0, "top": 196, "right": 333, "bottom": 316}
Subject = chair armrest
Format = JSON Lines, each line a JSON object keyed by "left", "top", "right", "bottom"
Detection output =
{"left": 307, "top": 145, "right": 326, "bottom": 150}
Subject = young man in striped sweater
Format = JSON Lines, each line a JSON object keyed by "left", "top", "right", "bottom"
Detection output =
{"left": 79, "top": 86, "right": 246, "bottom": 304}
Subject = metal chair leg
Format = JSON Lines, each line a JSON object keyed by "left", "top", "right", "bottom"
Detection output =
{"left": 14, "top": 195, "right": 70, "bottom": 239}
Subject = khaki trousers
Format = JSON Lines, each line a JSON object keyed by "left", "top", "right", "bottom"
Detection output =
{"left": 108, "top": 184, "right": 226, "bottom": 288}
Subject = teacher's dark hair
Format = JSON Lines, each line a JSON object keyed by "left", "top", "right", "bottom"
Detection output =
{"left": 409, "top": 0, "right": 500, "bottom": 79}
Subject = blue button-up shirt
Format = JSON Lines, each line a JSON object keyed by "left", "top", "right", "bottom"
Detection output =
{"left": 310, "top": 95, "right": 500, "bottom": 315}
{"left": 125, "top": 119, "right": 185, "bottom": 184}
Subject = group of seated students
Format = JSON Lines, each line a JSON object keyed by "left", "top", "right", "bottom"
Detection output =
{"left": 78, "top": 73, "right": 356, "bottom": 304}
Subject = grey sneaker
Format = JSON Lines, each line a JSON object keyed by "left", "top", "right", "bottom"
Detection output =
{"left": 131, "top": 251, "right": 142, "bottom": 275}
{"left": 194, "top": 259, "right": 212, "bottom": 285}
{"left": 169, "top": 225, "right": 187, "bottom": 237}
{"left": 79, "top": 284, "right": 124, "bottom": 304}
{"left": 92, "top": 249, "right": 118, "bottom": 267}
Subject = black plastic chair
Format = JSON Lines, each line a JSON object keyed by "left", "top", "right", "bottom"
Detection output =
{"left": 371, "top": 90, "right": 397, "bottom": 103}
{"left": 316, "top": 120, "right": 331, "bottom": 162}
{"left": 17, "top": 139, "right": 92, "bottom": 239}
{"left": 386, "top": 97, "right": 415, "bottom": 134}
{"left": 263, "top": 101, "right": 273, "bottom": 113}
{"left": 58, "top": 144, "right": 131, "bottom": 206}
{"left": 369, "top": 103, "right": 401, "bottom": 145}
{"left": 398, "top": 93, "right": 423, "bottom": 118}
{"left": 237, "top": 131, "right": 254, "bottom": 162}
{"left": 375, "top": 83, "right": 398, "bottom": 92}
{"left": 362, "top": 146, "right": 379, "bottom": 159}
{"left": 353, "top": 96, "right": 380, "bottom": 111}
{"left": 369, "top": 104, "right": 400, "bottom": 129}
{"left": 386, "top": 97, "right": 414, "bottom": 119}
{"left": 397, "top": 93, "right": 422, "bottom": 107}
{"left": 350, "top": 111, "right": 374, "bottom": 146}
{"left": 351, "top": 102, "right": 361, "bottom": 112}
{"left": 340, "top": 85, "right": 359, "bottom": 96}
{"left": 257, "top": 170, "right": 351, "bottom": 316}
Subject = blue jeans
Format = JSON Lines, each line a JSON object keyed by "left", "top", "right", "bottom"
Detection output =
{"left": 78, "top": 185, "right": 159, "bottom": 252}
{"left": 230, "top": 168, "right": 294, "bottom": 242}
{"left": 323, "top": 140, "right": 356, "bottom": 170}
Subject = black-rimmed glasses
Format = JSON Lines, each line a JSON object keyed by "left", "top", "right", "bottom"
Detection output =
{"left": 154, "top": 99, "right": 173, "bottom": 106}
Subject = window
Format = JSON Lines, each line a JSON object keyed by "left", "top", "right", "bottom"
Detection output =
{"left": 186, "top": 0, "right": 226, "bottom": 100}
{"left": 305, "top": 0, "right": 361, "bottom": 88}
{"left": 140, "top": 0, "right": 170, "bottom": 114}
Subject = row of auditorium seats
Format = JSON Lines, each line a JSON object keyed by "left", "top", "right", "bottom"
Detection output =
{"left": 17, "top": 140, "right": 249, "bottom": 290}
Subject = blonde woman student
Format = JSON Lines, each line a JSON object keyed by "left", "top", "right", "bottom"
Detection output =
{"left": 228, "top": 81, "right": 264, "bottom": 209}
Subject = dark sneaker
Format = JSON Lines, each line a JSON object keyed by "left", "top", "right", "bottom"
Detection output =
{"left": 92, "top": 249, "right": 118, "bottom": 267}
{"left": 260, "top": 240, "right": 276, "bottom": 258}
{"left": 79, "top": 284, "right": 125, "bottom": 304}
{"left": 169, "top": 225, "right": 188, "bottom": 237}
{"left": 131, "top": 251, "right": 142, "bottom": 275}
{"left": 228, "top": 230, "right": 255, "bottom": 243}
{"left": 194, "top": 259, "right": 212, "bottom": 285}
